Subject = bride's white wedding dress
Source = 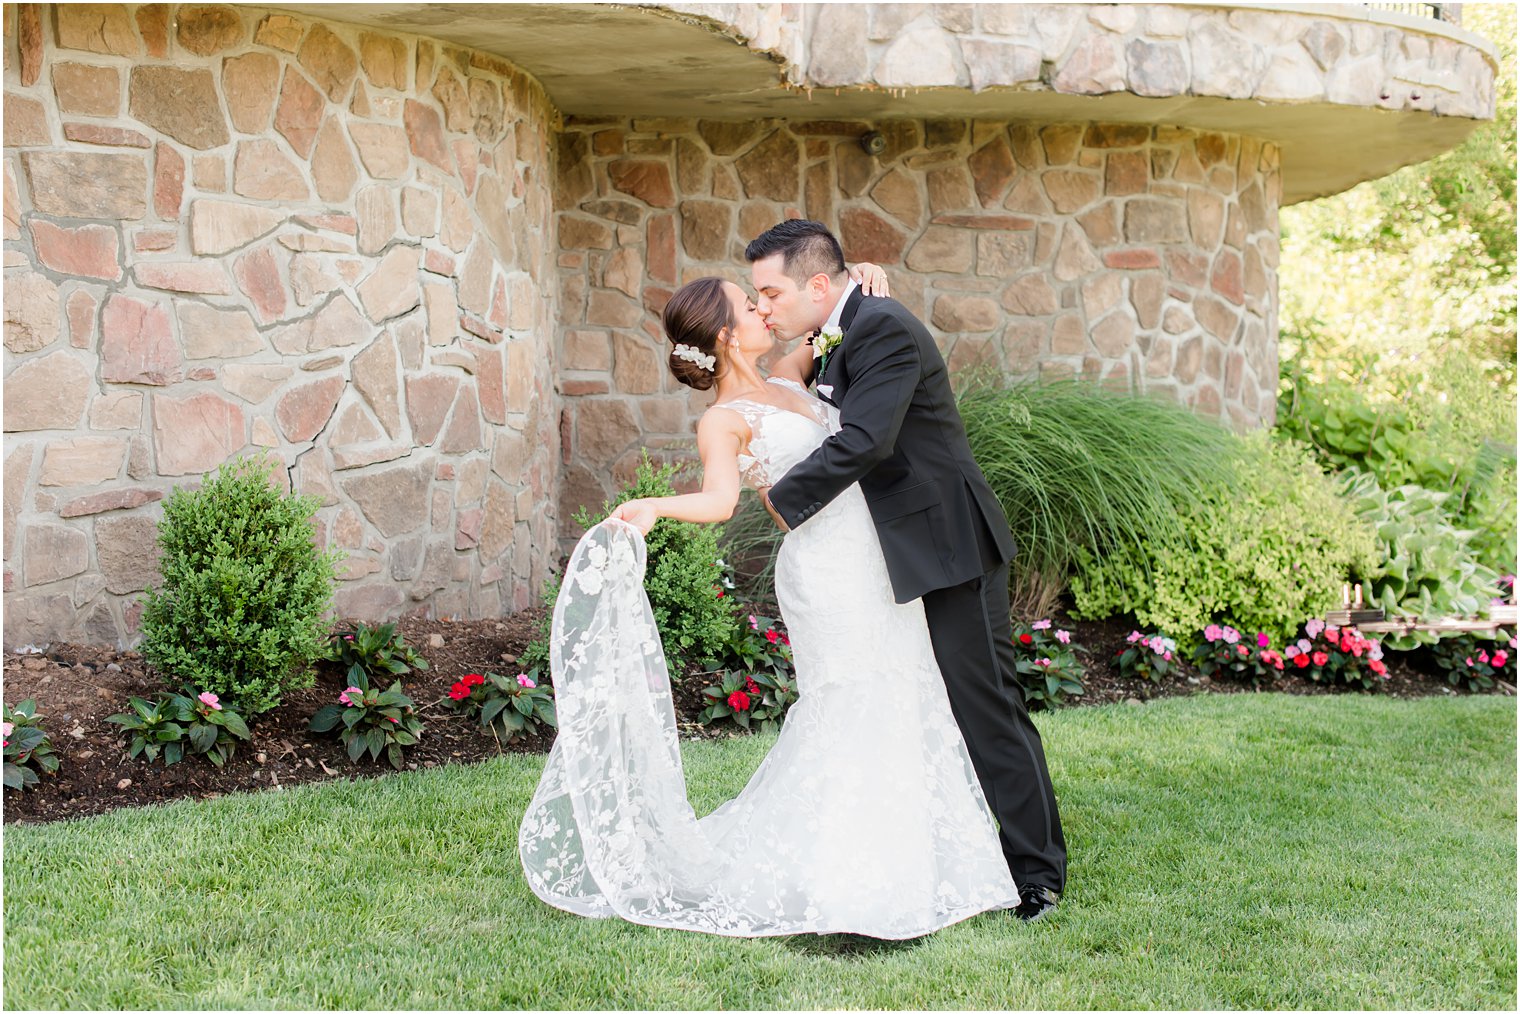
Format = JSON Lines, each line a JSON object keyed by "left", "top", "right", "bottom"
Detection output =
{"left": 518, "top": 377, "right": 1019, "bottom": 938}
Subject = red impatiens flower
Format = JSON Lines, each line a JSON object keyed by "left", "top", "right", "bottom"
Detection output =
{"left": 1369, "top": 659, "right": 1388, "bottom": 676}
{"left": 462, "top": 672, "right": 485, "bottom": 687}
{"left": 1312, "top": 651, "right": 1329, "bottom": 666}
{"left": 745, "top": 677, "right": 760, "bottom": 695}
{"left": 728, "top": 690, "right": 751, "bottom": 711}
{"left": 765, "top": 629, "right": 779, "bottom": 644}
{"left": 1294, "top": 653, "right": 1311, "bottom": 668}
{"left": 1018, "top": 633, "right": 1033, "bottom": 645}
{"left": 448, "top": 681, "right": 472, "bottom": 700}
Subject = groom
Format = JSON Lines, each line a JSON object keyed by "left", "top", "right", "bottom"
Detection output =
{"left": 747, "top": 220, "right": 1067, "bottom": 920}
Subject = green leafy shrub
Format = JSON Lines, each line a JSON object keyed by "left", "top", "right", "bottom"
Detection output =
{"left": 1336, "top": 469, "right": 1502, "bottom": 648}
{"left": 1276, "top": 354, "right": 1517, "bottom": 579}
{"left": 569, "top": 453, "right": 739, "bottom": 678}
{"left": 446, "top": 669, "right": 556, "bottom": 743}
{"left": 324, "top": 622, "right": 429, "bottom": 686}
{"left": 3, "top": 700, "right": 60, "bottom": 791}
{"left": 1275, "top": 370, "right": 1464, "bottom": 490}
{"left": 140, "top": 456, "right": 340, "bottom": 714}
{"left": 1072, "top": 434, "right": 1379, "bottom": 652}
{"left": 309, "top": 673, "right": 423, "bottom": 770}
{"left": 957, "top": 375, "right": 1242, "bottom": 617}
{"left": 105, "top": 690, "right": 251, "bottom": 767}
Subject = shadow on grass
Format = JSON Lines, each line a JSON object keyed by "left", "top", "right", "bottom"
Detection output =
{"left": 783, "top": 932, "right": 933, "bottom": 959}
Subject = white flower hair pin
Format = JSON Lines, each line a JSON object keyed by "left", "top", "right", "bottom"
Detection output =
{"left": 673, "top": 343, "right": 716, "bottom": 372}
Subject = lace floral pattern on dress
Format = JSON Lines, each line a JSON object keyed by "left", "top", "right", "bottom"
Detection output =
{"left": 518, "top": 378, "right": 1020, "bottom": 938}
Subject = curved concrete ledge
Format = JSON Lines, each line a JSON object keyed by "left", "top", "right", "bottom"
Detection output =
{"left": 285, "top": 2, "right": 1498, "bottom": 203}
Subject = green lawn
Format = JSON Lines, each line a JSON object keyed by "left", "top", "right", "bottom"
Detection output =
{"left": 3, "top": 694, "right": 1514, "bottom": 1010}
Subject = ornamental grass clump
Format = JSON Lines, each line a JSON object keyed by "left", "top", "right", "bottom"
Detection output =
{"left": 956, "top": 376, "right": 1242, "bottom": 617}
{"left": 140, "top": 456, "right": 340, "bottom": 715}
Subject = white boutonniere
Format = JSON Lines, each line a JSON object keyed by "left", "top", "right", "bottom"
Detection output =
{"left": 813, "top": 325, "right": 844, "bottom": 360}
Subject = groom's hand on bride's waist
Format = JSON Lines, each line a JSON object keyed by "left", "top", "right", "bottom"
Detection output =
{"left": 759, "top": 488, "right": 791, "bottom": 533}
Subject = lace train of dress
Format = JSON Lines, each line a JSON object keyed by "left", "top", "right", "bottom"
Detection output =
{"left": 518, "top": 378, "right": 1019, "bottom": 938}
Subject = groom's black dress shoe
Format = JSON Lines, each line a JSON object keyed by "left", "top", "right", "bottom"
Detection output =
{"left": 1014, "top": 885, "right": 1060, "bottom": 922}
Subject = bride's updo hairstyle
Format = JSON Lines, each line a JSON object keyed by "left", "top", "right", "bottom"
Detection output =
{"left": 662, "top": 276, "right": 733, "bottom": 392}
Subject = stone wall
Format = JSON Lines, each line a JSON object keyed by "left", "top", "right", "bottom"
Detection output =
{"left": 2, "top": 4, "right": 561, "bottom": 647}
{"left": 554, "top": 116, "right": 1280, "bottom": 524}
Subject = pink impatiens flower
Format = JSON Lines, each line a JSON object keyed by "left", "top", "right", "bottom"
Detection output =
{"left": 1221, "top": 627, "right": 1240, "bottom": 645}
{"left": 1034, "top": 658, "right": 1052, "bottom": 667}
{"left": 517, "top": 673, "right": 537, "bottom": 688}
{"left": 1054, "top": 629, "right": 1071, "bottom": 644}
{"left": 1204, "top": 624, "right": 1223, "bottom": 642}
{"left": 197, "top": 691, "right": 222, "bottom": 711}
{"left": 1256, "top": 633, "right": 1270, "bottom": 648}
{"left": 1312, "top": 651, "right": 1329, "bottom": 666}
{"left": 339, "top": 686, "right": 363, "bottom": 706}
{"left": 1492, "top": 651, "right": 1509, "bottom": 668}
{"left": 1127, "top": 631, "right": 1145, "bottom": 643}
{"left": 1032, "top": 619, "right": 1052, "bottom": 630}
{"left": 1305, "top": 619, "right": 1325, "bottom": 639}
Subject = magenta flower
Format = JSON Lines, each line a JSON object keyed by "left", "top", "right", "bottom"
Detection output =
{"left": 517, "top": 673, "right": 537, "bottom": 688}
{"left": 1478, "top": 649, "right": 1490, "bottom": 664}
{"left": 1033, "top": 658, "right": 1052, "bottom": 667}
{"left": 197, "top": 691, "right": 222, "bottom": 711}
{"left": 1256, "top": 633, "right": 1270, "bottom": 648}
{"left": 339, "top": 686, "right": 363, "bottom": 706}
{"left": 1493, "top": 651, "right": 1509, "bottom": 668}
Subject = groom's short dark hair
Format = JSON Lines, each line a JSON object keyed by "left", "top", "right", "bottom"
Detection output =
{"left": 745, "top": 219, "right": 847, "bottom": 286}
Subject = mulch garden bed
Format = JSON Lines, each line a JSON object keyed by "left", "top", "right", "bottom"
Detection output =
{"left": 3, "top": 609, "right": 1510, "bottom": 826}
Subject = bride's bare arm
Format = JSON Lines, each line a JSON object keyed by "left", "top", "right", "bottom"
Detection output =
{"left": 608, "top": 411, "right": 745, "bottom": 533}
{"left": 770, "top": 262, "right": 891, "bottom": 387}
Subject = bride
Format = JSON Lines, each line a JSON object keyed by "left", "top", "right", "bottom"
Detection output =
{"left": 517, "top": 267, "right": 1021, "bottom": 938}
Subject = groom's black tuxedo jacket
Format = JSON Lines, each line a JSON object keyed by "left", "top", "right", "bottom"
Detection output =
{"left": 768, "top": 287, "right": 1017, "bottom": 604}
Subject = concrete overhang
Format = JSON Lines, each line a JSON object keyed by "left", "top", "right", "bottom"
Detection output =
{"left": 278, "top": 2, "right": 1500, "bottom": 205}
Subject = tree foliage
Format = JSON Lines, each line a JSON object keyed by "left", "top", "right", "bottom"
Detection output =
{"left": 1279, "top": 4, "right": 1516, "bottom": 383}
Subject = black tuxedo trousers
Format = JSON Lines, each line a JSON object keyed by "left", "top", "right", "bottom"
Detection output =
{"left": 923, "top": 560, "right": 1066, "bottom": 893}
